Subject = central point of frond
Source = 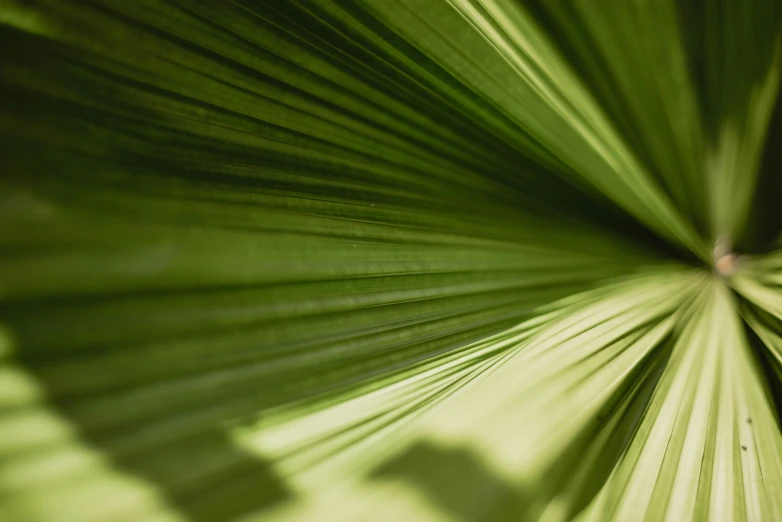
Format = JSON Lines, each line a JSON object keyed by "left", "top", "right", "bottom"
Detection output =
{"left": 715, "top": 252, "right": 738, "bottom": 276}
{"left": 713, "top": 236, "right": 738, "bottom": 276}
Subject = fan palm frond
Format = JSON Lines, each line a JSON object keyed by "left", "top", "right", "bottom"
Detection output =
{"left": 1, "top": 1, "right": 781, "bottom": 521}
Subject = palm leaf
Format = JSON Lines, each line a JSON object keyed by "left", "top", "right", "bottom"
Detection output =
{"left": 1, "top": 1, "right": 781, "bottom": 521}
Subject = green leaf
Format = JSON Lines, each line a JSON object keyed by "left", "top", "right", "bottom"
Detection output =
{"left": 1, "top": 1, "right": 781, "bottom": 521}
{"left": 577, "top": 282, "right": 782, "bottom": 522}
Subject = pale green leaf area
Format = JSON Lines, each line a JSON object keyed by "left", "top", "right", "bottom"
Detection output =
{"left": 1, "top": 0, "right": 781, "bottom": 521}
